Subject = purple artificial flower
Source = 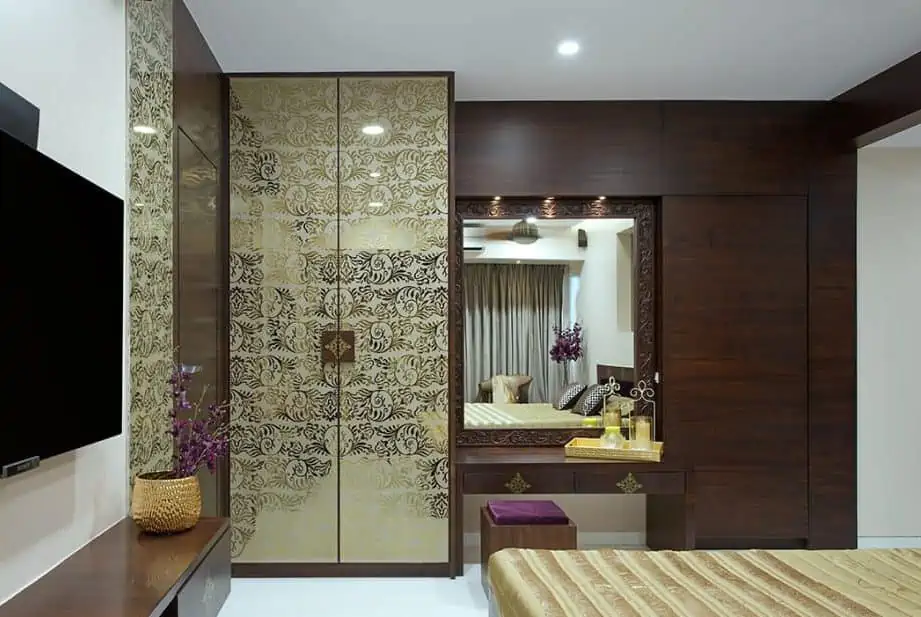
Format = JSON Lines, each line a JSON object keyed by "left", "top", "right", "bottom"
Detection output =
{"left": 549, "top": 322, "right": 584, "bottom": 364}
{"left": 165, "top": 363, "right": 230, "bottom": 478}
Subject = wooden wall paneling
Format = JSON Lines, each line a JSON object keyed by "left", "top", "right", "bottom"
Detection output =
{"left": 454, "top": 102, "right": 662, "bottom": 197}
{"left": 694, "top": 470, "right": 809, "bottom": 541}
{"left": 834, "top": 51, "right": 921, "bottom": 146}
{"left": 660, "top": 102, "right": 815, "bottom": 195}
{"left": 806, "top": 107, "right": 858, "bottom": 548}
{"left": 661, "top": 195, "right": 809, "bottom": 542}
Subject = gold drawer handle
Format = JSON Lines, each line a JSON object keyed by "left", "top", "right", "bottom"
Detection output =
{"left": 505, "top": 473, "right": 531, "bottom": 494}
{"left": 617, "top": 473, "right": 643, "bottom": 494}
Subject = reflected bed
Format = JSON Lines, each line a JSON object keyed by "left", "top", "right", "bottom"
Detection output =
{"left": 488, "top": 547, "right": 921, "bottom": 617}
{"left": 465, "top": 403, "right": 587, "bottom": 429}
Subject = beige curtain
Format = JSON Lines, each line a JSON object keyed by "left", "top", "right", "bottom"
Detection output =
{"left": 464, "top": 264, "right": 566, "bottom": 403}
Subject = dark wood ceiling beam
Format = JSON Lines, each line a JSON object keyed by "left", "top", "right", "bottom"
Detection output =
{"left": 834, "top": 51, "right": 921, "bottom": 146}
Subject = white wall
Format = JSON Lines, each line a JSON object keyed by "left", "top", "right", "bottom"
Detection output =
{"left": 576, "top": 219, "right": 636, "bottom": 377}
{"left": 857, "top": 147, "right": 921, "bottom": 544}
{"left": 0, "top": 0, "right": 128, "bottom": 603}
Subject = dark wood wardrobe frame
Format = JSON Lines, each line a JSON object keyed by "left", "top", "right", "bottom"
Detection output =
{"left": 452, "top": 197, "right": 657, "bottom": 447}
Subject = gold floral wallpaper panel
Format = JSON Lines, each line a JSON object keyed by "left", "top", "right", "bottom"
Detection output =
{"left": 229, "top": 77, "right": 340, "bottom": 562}
{"left": 337, "top": 77, "right": 449, "bottom": 563}
{"left": 128, "top": 0, "right": 175, "bottom": 480}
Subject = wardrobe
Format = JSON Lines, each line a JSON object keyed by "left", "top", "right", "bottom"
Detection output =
{"left": 228, "top": 75, "right": 451, "bottom": 565}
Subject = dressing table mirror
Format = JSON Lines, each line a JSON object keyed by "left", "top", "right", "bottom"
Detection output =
{"left": 451, "top": 197, "right": 657, "bottom": 447}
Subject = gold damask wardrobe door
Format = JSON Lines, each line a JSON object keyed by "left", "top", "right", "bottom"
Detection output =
{"left": 228, "top": 77, "right": 341, "bottom": 562}
{"left": 337, "top": 76, "right": 450, "bottom": 562}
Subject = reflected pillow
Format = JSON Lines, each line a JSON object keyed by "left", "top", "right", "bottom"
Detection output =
{"left": 554, "top": 383, "right": 587, "bottom": 410}
{"left": 576, "top": 384, "right": 606, "bottom": 416}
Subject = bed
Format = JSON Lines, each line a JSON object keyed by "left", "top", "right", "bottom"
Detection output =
{"left": 464, "top": 403, "right": 587, "bottom": 429}
{"left": 488, "top": 547, "right": 921, "bottom": 617}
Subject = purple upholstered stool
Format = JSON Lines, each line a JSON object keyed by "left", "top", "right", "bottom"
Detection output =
{"left": 480, "top": 500, "right": 577, "bottom": 594}
{"left": 486, "top": 499, "right": 570, "bottom": 525}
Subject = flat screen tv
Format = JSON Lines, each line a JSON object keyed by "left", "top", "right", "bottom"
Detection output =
{"left": 0, "top": 128, "right": 125, "bottom": 475}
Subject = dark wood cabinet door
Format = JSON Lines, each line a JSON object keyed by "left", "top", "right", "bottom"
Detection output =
{"left": 661, "top": 196, "right": 809, "bottom": 541}
{"left": 176, "top": 529, "right": 231, "bottom": 617}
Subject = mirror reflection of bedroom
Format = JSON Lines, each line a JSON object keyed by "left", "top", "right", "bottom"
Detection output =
{"left": 463, "top": 216, "right": 637, "bottom": 430}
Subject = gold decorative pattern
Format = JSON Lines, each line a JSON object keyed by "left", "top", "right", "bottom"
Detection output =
{"left": 128, "top": 0, "right": 175, "bottom": 480}
{"left": 229, "top": 77, "right": 339, "bottom": 562}
{"left": 505, "top": 473, "right": 532, "bottom": 494}
{"left": 229, "top": 76, "right": 449, "bottom": 564}
{"left": 616, "top": 473, "right": 643, "bottom": 494}
{"left": 336, "top": 77, "right": 449, "bottom": 563}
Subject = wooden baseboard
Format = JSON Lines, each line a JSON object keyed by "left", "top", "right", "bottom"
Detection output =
{"left": 232, "top": 562, "right": 451, "bottom": 578}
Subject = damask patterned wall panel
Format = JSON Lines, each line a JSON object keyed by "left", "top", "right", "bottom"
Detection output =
{"left": 337, "top": 77, "right": 449, "bottom": 563}
{"left": 228, "top": 78, "right": 340, "bottom": 561}
{"left": 127, "top": 0, "right": 175, "bottom": 480}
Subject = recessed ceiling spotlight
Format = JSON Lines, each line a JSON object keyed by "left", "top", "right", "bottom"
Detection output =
{"left": 369, "top": 201, "right": 383, "bottom": 207}
{"left": 526, "top": 216, "right": 537, "bottom": 224}
{"left": 598, "top": 196, "right": 606, "bottom": 200}
{"left": 494, "top": 196, "right": 502, "bottom": 201}
{"left": 369, "top": 171, "right": 381, "bottom": 178}
{"left": 362, "top": 124, "right": 384, "bottom": 136}
{"left": 557, "top": 40, "right": 579, "bottom": 56}
{"left": 132, "top": 125, "right": 157, "bottom": 134}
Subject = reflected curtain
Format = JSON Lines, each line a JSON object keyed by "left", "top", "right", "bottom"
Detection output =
{"left": 464, "top": 264, "right": 566, "bottom": 403}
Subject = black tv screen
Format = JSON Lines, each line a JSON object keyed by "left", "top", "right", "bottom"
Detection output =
{"left": 0, "top": 129, "right": 125, "bottom": 471}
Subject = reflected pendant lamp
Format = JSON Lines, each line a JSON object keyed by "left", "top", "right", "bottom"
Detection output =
{"left": 510, "top": 220, "right": 540, "bottom": 244}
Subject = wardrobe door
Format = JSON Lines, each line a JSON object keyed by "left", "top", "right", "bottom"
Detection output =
{"left": 228, "top": 77, "right": 340, "bottom": 562}
{"left": 337, "top": 76, "right": 450, "bottom": 563}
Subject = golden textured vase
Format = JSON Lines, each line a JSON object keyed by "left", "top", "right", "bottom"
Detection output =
{"left": 131, "top": 472, "right": 202, "bottom": 534}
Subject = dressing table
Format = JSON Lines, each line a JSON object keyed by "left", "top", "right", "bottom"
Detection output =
{"left": 449, "top": 198, "right": 694, "bottom": 576}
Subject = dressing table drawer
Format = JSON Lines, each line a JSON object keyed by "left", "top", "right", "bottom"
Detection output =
{"left": 574, "top": 470, "right": 685, "bottom": 495}
{"left": 463, "top": 470, "right": 575, "bottom": 494}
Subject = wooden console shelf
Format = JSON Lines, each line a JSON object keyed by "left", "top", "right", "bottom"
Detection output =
{"left": 0, "top": 518, "right": 230, "bottom": 617}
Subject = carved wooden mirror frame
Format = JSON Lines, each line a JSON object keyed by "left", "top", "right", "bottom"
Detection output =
{"left": 450, "top": 198, "right": 657, "bottom": 446}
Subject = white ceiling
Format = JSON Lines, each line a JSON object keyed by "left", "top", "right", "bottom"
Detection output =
{"left": 185, "top": 0, "right": 921, "bottom": 101}
{"left": 867, "top": 123, "right": 921, "bottom": 147}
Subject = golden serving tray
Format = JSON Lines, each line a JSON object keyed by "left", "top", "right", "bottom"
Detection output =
{"left": 564, "top": 438, "right": 663, "bottom": 462}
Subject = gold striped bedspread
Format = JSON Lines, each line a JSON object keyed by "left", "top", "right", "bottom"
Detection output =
{"left": 464, "top": 403, "right": 586, "bottom": 429}
{"left": 489, "top": 547, "right": 921, "bottom": 617}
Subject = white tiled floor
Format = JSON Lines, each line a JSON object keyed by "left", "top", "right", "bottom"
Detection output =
{"left": 219, "top": 565, "right": 488, "bottom": 617}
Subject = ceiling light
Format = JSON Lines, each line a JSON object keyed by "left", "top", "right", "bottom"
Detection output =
{"left": 598, "top": 196, "right": 606, "bottom": 200}
{"left": 369, "top": 171, "right": 381, "bottom": 178}
{"left": 369, "top": 201, "right": 383, "bottom": 207}
{"left": 494, "top": 196, "right": 501, "bottom": 201}
{"left": 557, "top": 41, "right": 580, "bottom": 56}
{"left": 132, "top": 125, "right": 157, "bottom": 134}
{"left": 362, "top": 124, "right": 384, "bottom": 136}
{"left": 526, "top": 216, "right": 537, "bottom": 224}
